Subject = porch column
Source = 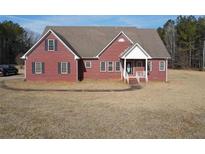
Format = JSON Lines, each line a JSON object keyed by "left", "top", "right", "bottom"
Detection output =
{"left": 120, "top": 59, "right": 123, "bottom": 80}
{"left": 145, "top": 58, "right": 148, "bottom": 82}
{"left": 24, "top": 59, "right": 27, "bottom": 79}
{"left": 123, "top": 58, "right": 126, "bottom": 80}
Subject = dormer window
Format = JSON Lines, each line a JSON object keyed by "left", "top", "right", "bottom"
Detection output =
{"left": 48, "top": 39, "right": 55, "bottom": 51}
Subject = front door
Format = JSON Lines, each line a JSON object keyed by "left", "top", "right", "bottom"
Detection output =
{"left": 126, "top": 62, "right": 133, "bottom": 74}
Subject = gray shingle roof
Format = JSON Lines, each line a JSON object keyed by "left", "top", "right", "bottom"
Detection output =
{"left": 43, "top": 26, "right": 170, "bottom": 58}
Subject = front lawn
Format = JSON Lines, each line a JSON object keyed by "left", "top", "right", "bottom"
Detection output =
{"left": 1, "top": 69, "right": 205, "bottom": 138}
{"left": 3, "top": 79, "right": 130, "bottom": 90}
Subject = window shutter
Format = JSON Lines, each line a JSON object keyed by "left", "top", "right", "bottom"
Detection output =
{"left": 58, "top": 62, "right": 61, "bottom": 74}
{"left": 100, "top": 61, "right": 106, "bottom": 72}
{"left": 42, "top": 62, "right": 45, "bottom": 74}
{"left": 55, "top": 40, "right": 58, "bottom": 51}
{"left": 67, "top": 62, "right": 70, "bottom": 73}
{"left": 45, "top": 39, "right": 48, "bottom": 51}
{"left": 32, "top": 62, "right": 35, "bottom": 74}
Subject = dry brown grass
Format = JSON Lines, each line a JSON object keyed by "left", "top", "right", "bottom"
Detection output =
{"left": 4, "top": 79, "right": 130, "bottom": 90}
{"left": 1, "top": 69, "right": 205, "bottom": 138}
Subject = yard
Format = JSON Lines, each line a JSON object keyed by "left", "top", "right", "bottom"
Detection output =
{"left": 1, "top": 69, "right": 205, "bottom": 138}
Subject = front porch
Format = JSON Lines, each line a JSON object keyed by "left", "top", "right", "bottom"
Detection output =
{"left": 120, "top": 43, "right": 151, "bottom": 84}
{"left": 121, "top": 59, "right": 148, "bottom": 84}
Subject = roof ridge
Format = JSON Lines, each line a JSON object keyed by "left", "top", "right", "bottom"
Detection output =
{"left": 45, "top": 26, "right": 157, "bottom": 32}
{"left": 45, "top": 26, "right": 140, "bottom": 30}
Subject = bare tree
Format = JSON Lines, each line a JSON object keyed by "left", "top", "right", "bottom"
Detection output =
{"left": 163, "top": 20, "right": 176, "bottom": 68}
{"left": 203, "top": 41, "right": 205, "bottom": 69}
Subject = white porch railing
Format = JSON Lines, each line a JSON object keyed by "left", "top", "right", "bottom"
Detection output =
{"left": 124, "top": 71, "right": 146, "bottom": 84}
{"left": 136, "top": 71, "right": 146, "bottom": 79}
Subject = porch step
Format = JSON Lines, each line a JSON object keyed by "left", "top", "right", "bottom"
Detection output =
{"left": 128, "top": 78, "right": 139, "bottom": 85}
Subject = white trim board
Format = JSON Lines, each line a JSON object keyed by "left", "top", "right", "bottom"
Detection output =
{"left": 165, "top": 59, "right": 168, "bottom": 82}
{"left": 121, "top": 43, "right": 151, "bottom": 59}
{"left": 82, "top": 57, "right": 99, "bottom": 59}
{"left": 96, "top": 31, "right": 134, "bottom": 58}
{"left": 151, "top": 57, "right": 171, "bottom": 59}
{"left": 21, "top": 29, "right": 80, "bottom": 59}
{"left": 121, "top": 31, "right": 134, "bottom": 44}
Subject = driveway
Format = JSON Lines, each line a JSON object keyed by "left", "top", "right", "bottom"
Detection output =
{"left": 0, "top": 74, "right": 24, "bottom": 81}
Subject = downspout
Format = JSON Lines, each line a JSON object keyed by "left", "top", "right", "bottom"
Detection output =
{"left": 120, "top": 59, "right": 123, "bottom": 80}
{"left": 145, "top": 58, "right": 148, "bottom": 82}
{"left": 76, "top": 59, "right": 78, "bottom": 81}
{"left": 166, "top": 58, "right": 168, "bottom": 82}
{"left": 124, "top": 58, "right": 126, "bottom": 82}
{"left": 24, "top": 58, "right": 27, "bottom": 80}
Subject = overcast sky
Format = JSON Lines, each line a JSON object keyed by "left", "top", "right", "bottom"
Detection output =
{"left": 0, "top": 15, "right": 202, "bottom": 34}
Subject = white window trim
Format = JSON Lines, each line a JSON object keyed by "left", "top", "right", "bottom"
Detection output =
{"left": 159, "top": 61, "right": 165, "bottom": 71}
{"left": 136, "top": 61, "right": 143, "bottom": 67}
{"left": 84, "top": 61, "right": 92, "bottom": 68}
{"left": 100, "top": 61, "right": 106, "bottom": 72}
{"left": 61, "top": 62, "right": 68, "bottom": 74}
{"left": 48, "top": 39, "right": 55, "bottom": 51}
{"left": 35, "top": 62, "right": 42, "bottom": 74}
{"left": 148, "top": 61, "right": 152, "bottom": 72}
{"left": 115, "top": 61, "right": 121, "bottom": 72}
{"left": 107, "top": 61, "right": 114, "bottom": 72}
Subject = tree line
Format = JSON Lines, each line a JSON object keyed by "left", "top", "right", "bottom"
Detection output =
{"left": 157, "top": 15, "right": 205, "bottom": 69}
{"left": 1, "top": 17, "right": 205, "bottom": 69}
{"left": 0, "top": 20, "right": 38, "bottom": 65}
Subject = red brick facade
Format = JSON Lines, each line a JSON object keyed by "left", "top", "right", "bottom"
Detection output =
{"left": 148, "top": 59, "right": 167, "bottom": 81}
{"left": 26, "top": 32, "right": 77, "bottom": 81}
{"left": 25, "top": 32, "right": 167, "bottom": 82}
{"left": 79, "top": 34, "right": 132, "bottom": 80}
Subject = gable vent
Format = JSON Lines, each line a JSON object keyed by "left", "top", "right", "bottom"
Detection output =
{"left": 118, "top": 38, "right": 125, "bottom": 42}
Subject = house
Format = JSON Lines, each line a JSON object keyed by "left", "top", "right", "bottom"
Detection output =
{"left": 21, "top": 26, "right": 170, "bottom": 84}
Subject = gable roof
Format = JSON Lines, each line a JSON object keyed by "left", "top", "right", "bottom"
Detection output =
{"left": 21, "top": 29, "right": 80, "bottom": 59}
{"left": 96, "top": 31, "right": 134, "bottom": 58}
{"left": 121, "top": 43, "right": 151, "bottom": 59}
{"left": 39, "top": 26, "right": 170, "bottom": 58}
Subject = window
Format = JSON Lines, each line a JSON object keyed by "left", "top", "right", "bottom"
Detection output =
{"left": 48, "top": 39, "right": 55, "bottom": 51}
{"left": 107, "top": 61, "right": 113, "bottom": 72}
{"left": 35, "top": 62, "right": 42, "bottom": 74}
{"left": 85, "top": 61, "right": 92, "bottom": 68}
{"left": 61, "top": 62, "right": 68, "bottom": 74}
{"left": 148, "top": 61, "right": 152, "bottom": 72}
{"left": 159, "top": 61, "right": 165, "bottom": 71}
{"left": 136, "top": 61, "right": 143, "bottom": 67}
{"left": 100, "top": 61, "right": 106, "bottom": 72}
{"left": 115, "top": 61, "right": 120, "bottom": 72}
